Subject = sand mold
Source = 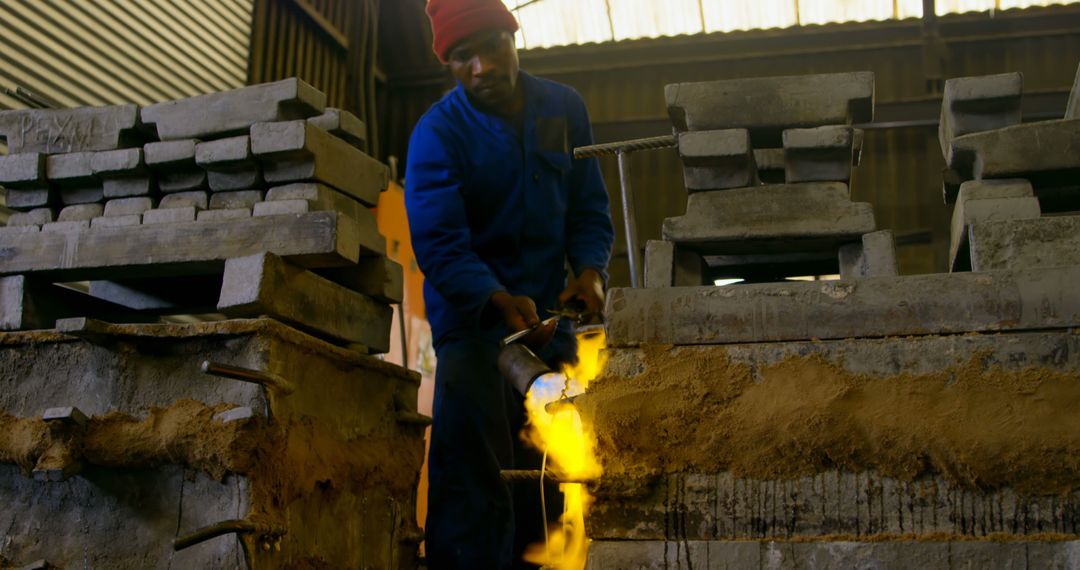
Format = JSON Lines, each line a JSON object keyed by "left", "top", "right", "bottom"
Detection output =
{"left": 582, "top": 345, "right": 1080, "bottom": 495}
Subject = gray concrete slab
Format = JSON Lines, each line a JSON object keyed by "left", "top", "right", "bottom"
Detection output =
{"left": 90, "top": 214, "right": 141, "bottom": 229}
{"left": 195, "top": 136, "right": 263, "bottom": 192}
{"left": 949, "top": 192, "right": 1040, "bottom": 272}
{"left": 206, "top": 169, "right": 261, "bottom": 191}
{"left": 142, "top": 206, "right": 196, "bottom": 225}
{"left": 194, "top": 136, "right": 251, "bottom": 165}
{"left": 140, "top": 78, "right": 326, "bottom": 141}
{"left": 144, "top": 139, "right": 206, "bottom": 193}
{"left": 102, "top": 177, "right": 154, "bottom": 199}
{"left": 91, "top": 149, "right": 154, "bottom": 198}
{"left": 218, "top": 252, "right": 392, "bottom": 352}
{"left": 316, "top": 257, "right": 404, "bottom": 304}
{"left": 197, "top": 208, "right": 251, "bottom": 222}
{"left": 103, "top": 197, "right": 154, "bottom": 218}
{"left": 782, "top": 125, "right": 854, "bottom": 183}
{"left": 0, "top": 153, "right": 45, "bottom": 188}
{"left": 159, "top": 191, "right": 208, "bottom": 210}
{"left": 90, "top": 148, "right": 143, "bottom": 176}
{"left": 42, "top": 220, "right": 88, "bottom": 233}
{"left": 45, "top": 152, "right": 96, "bottom": 187}
{"left": 250, "top": 121, "right": 388, "bottom": 206}
{"left": 604, "top": 265, "right": 1080, "bottom": 346}
{"left": 266, "top": 182, "right": 373, "bottom": 224}
{"left": 838, "top": 229, "right": 898, "bottom": 279}
{"left": 307, "top": 107, "right": 367, "bottom": 151}
{"left": 0, "top": 211, "right": 361, "bottom": 281}
{"left": 47, "top": 151, "right": 105, "bottom": 205}
{"left": 208, "top": 190, "right": 264, "bottom": 210}
{"left": 644, "top": 240, "right": 706, "bottom": 287}
{"left": 677, "top": 129, "right": 758, "bottom": 191}
{"left": 0, "top": 226, "right": 39, "bottom": 238}
{"left": 948, "top": 118, "right": 1080, "bottom": 182}
{"left": 970, "top": 215, "right": 1080, "bottom": 272}
{"left": 57, "top": 204, "right": 103, "bottom": 222}
{"left": 663, "top": 183, "right": 875, "bottom": 255}
{"left": 1066, "top": 61, "right": 1079, "bottom": 120}
{"left": 7, "top": 208, "right": 54, "bottom": 227}
{"left": 253, "top": 199, "right": 308, "bottom": 216}
{"left": 938, "top": 72, "right": 1023, "bottom": 159}
{"left": 0, "top": 105, "right": 141, "bottom": 154}
{"left": 3, "top": 188, "right": 53, "bottom": 210}
{"left": 665, "top": 72, "right": 874, "bottom": 137}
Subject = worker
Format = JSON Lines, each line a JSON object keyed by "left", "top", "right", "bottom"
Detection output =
{"left": 404, "top": 0, "right": 615, "bottom": 567}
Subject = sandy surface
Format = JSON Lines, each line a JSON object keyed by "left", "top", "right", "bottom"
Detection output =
{"left": 580, "top": 344, "right": 1080, "bottom": 495}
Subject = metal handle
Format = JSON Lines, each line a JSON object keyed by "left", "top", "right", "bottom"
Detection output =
{"left": 200, "top": 361, "right": 295, "bottom": 395}
{"left": 173, "top": 519, "right": 286, "bottom": 551}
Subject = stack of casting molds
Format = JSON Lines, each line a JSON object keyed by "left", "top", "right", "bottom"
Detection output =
{"left": 941, "top": 64, "right": 1080, "bottom": 274}
{"left": 645, "top": 72, "right": 898, "bottom": 286}
{"left": 581, "top": 67, "right": 1080, "bottom": 569}
{"left": 0, "top": 77, "right": 401, "bottom": 354}
{"left": 0, "top": 80, "right": 424, "bottom": 569}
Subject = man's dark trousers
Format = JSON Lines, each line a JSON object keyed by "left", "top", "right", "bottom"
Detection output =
{"left": 425, "top": 332, "right": 570, "bottom": 569}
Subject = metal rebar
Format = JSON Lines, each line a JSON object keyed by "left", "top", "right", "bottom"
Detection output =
{"left": 617, "top": 150, "right": 642, "bottom": 288}
{"left": 500, "top": 469, "right": 596, "bottom": 484}
{"left": 572, "top": 134, "right": 676, "bottom": 159}
{"left": 173, "top": 519, "right": 286, "bottom": 551}
{"left": 200, "top": 361, "right": 295, "bottom": 395}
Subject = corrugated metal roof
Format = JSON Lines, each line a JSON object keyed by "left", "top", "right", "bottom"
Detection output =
{"left": 503, "top": 0, "right": 1079, "bottom": 49}
{"left": 0, "top": 0, "right": 253, "bottom": 111}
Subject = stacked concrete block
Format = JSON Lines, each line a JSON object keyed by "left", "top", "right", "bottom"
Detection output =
{"left": 941, "top": 65, "right": 1080, "bottom": 274}
{"left": 0, "top": 77, "right": 398, "bottom": 352}
{"left": 653, "top": 71, "right": 894, "bottom": 283}
{"left": 585, "top": 69, "right": 1080, "bottom": 569}
{"left": 0, "top": 79, "right": 416, "bottom": 568}
{"left": 939, "top": 69, "right": 1080, "bottom": 205}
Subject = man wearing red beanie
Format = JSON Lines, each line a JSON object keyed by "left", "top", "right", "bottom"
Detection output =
{"left": 405, "top": 0, "right": 614, "bottom": 568}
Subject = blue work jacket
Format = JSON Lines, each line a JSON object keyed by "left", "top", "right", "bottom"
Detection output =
{"left": 405, "top": 72, "right": 614, "bottom": 347}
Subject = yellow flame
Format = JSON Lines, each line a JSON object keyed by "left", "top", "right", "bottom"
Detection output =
{"left": 521, "top": 328, "right": 607, "bottom": 569}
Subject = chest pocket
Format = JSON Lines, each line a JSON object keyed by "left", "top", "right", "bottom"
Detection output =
{"left": 536, "top": 116, "right": 571, "bottom": 177}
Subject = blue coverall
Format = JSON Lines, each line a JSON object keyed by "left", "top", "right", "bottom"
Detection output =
{"left": 405, "top": 71, "right": 614, "bottom": 568}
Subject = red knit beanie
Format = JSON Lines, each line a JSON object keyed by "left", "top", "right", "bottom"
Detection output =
{"left": 426, "top": 0, "right": 520, "bottom": 64}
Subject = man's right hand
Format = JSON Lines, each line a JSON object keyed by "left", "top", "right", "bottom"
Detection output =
{"left": 490, "top": 291, "right": 556, "bottom": 348}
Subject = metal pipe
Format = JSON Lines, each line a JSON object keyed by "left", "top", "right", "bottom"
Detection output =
{"left": 617, "top": 150, "right": 642, "bottom": 288}
{"left": 573, "top": 134, "right": 676, "bottom": 159}
{"left": 173, "top": 519, "right": 286, "bottom": 551}
{"left": 200, "top": 361, "right": 295, "bottom": 395}
{"left": 497, "top": 343, "right": 554, "bottom": 397}
{"left": 500, "top": 469, "right": 597, "bottom": 484}
{"left": 544, "top": 394, "right": 581, "bottom": 414}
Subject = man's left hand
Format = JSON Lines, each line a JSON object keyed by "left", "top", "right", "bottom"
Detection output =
{"left": 558, "top": 268, "right": 605, "bottom": 323}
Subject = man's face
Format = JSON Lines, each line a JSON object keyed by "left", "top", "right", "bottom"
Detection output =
{"left": 448, "top": 30, "right": 520, "bottom": 111}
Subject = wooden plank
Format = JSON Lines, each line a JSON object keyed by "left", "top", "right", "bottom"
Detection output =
{"left": 217, "top": 252, "right": 391, "bottom": 352}
{"left": 0, "top": 211, "right": 363, "bottom": 281}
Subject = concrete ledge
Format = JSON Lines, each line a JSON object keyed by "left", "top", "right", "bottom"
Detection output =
{"left": 604, "top": 265, "right": 1080, "bottom": 347}
{"left": 0, "top": 211, "right": 364, "bottom": 281}
{"left": 665, "top": 72, "right": 874, "bottom": 137}
{"left": 662, "top": 183, "right": 874, "bottom": 255}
